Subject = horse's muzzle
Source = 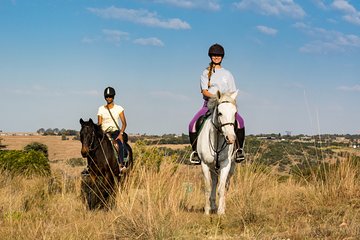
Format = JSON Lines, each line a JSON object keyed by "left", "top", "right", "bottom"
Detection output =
{"left": 225, "top": 135, "right": 236, "bottom": 144}
{"left": 81, "top": 145, "right": 89, "bottom": 157}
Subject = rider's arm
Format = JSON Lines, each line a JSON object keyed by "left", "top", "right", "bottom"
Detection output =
{"left": 116, "top": 111, "right": 127, "bottom": 141}
{"left": 97, "top": 115, "right": 103, "bottom": 126}
{"left": 202, "top": 89, "right": 213, "bottom": 99}
{"left": 119, "top": 111, "right": 127, "bottom": 134}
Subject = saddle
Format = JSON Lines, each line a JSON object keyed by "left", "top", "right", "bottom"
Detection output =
{"left": 195, "top": 111, "right": 211, "bottom": 133}
{"left": 105, "top": 132, "right": 129, "bottom": 162}
{"left": 195, "top": 111, "right": 238, "bottom": 134}
{"left": 194, "top": 113, "right": 240, "bottom": 152}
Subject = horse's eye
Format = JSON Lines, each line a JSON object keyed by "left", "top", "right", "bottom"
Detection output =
{"left": 218, "top": 112, "right": 222, "bottom": 116}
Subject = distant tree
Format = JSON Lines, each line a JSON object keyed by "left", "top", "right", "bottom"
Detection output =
{"left": 59, "top": 128, "right": 67, "bottom": 135}
{"left": 53, "top": 128, "right": 60, "bottom": 135}
{"left": 37, "top": 128, "right": 45, "bottom": 135}
{"left": 66, "top": 129, "right": 78, "bottom": 136}
{"left": 44, "top": 128, "right": 54, "bottom": 135}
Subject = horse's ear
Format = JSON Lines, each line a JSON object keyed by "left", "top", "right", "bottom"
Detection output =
{"left": 230, "top": 90, "right": 238, "bottom": 100}
{"left": 89, "top": 118, "right": 94, "bottom": 124}
{"left": 216, "top": 90, "right": 221, "bottom": 99}
{"left": 80, "top": 118, "right": 84, "bottom": 125}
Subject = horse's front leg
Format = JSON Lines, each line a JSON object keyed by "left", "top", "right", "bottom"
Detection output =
{"left": 217, "top": 161, "right": 231, "bottom": 215}
{"left": 201, "top": 163, "right": 212, "bottom": 215}
{"left": 210, "top": 169, "right": 218, "bottom": 213}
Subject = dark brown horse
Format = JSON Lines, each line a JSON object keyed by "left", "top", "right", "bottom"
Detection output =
{"left": 79, "top": 118, "right": 133, "bottom": 210}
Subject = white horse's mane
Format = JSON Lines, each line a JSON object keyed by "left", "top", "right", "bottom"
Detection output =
{"left": 207, "top": 91, "right": 237, "bottom": 110}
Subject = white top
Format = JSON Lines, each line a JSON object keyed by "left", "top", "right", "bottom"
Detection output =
{"left": 200, "top": 67, "right": 237, "bottom": 96}
{"left": 97, "top": 104, "right": 124, "bottom": 132}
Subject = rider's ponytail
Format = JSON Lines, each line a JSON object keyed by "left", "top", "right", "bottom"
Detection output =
{"left": 207, "top": 62, "right": 215, "bottom": 88}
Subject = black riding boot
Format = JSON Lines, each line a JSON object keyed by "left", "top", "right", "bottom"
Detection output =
{"left": 235, "top": 127, "right": 245, "bottom": 163}
{"left": 189, "top": 132, "right": 201, "bottom": 164}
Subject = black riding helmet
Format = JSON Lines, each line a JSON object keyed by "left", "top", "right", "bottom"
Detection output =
{"left": 208, "top": 43, "right": 225, "bottom": 57}
{"left": 104, "top": 86, "right": 116, "bottom": 98}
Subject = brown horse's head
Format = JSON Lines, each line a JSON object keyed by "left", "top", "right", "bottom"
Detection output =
{"left": 79, "top": 118, "right": 98, "bottom": 157}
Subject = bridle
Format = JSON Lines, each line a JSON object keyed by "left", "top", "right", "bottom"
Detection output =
{"left": 209, "top": 100, "right": 236, "bottom": 169}
{"left": 81, "top": 125, "right": 105, "bottom": 153}
{"left": 211, "top": 101, "right": 235, "bottom": 134}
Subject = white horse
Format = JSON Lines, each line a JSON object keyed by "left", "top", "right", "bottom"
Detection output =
{"left": 197, "top": 90, "right": 238, "bottom": 215}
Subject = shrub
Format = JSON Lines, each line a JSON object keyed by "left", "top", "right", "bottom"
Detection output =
{"left": 0, "top": 150, "right": 51, "bottom": 176}
{"left": 24, "top": 142, "right": 49, "bottom": 158}
{"left": 0, "top": 137, "right": 6, "bottom": 149}
{"left": 61, "top": 134, "right": 68, "bottom": 140}
{"left": 66, "top": 157, "right": 86, "bottom": 167}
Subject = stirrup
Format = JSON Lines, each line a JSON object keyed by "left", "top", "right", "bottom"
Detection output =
{"left": 119, "top": 165, "right": 127, "bottom": 173}
{"left": 234, "top": 148, "right": 245, "bottom": 163}
{"left": 189, "top": 151, "right": 201, "bottom": 165}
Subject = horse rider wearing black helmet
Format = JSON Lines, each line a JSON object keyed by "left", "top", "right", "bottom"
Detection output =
{"left": 97, "top": 86, "right": 128, "bottom": 173}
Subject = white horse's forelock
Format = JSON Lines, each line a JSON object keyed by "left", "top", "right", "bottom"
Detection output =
{"left": 207, "top": 92, "right": 237, "bottom": 110}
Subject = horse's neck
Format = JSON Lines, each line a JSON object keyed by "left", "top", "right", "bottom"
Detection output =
{"left": 198, "top": 112, "right": 232, "bottom": 160}
{"left": 92, "top": 132, "right": 111, "bottom": 154}
{"left": 202, "top": 111, "right": 223, "bottom": 141}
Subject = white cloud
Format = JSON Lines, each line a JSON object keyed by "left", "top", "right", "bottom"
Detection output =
{"left": 332, "top": 0, "right": 360, "bottom": 25}
{"left": 233, "top": 0, "right": 305, "bottom": 18}
{"left": 88, "top": 6, "right": 191, "bottom": 29}
{"left": 312, "top": 0, "right": 328, "bottom": 10}
{"left": 133, "top": 37, "right": 164, "bottom": 47}
{"left": 256, "top": 25, "right": 278, "bottom": 35}
{"left": 102, "top": 29, "right": 129, "bottom": 44}
{"left": 81, "top": 36, "right": 100, "bottom": 44}
{"left": 337, "top": 85, "right": 360, "bottom": 92}
{"left": 152, "top": 0, "right": 220, "bottom": 11}
{"left": 294, "top": 22, "right": 360, "bottom": 54}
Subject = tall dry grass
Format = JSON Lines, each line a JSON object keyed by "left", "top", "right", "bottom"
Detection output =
{"left": 1, "top": 147, "right": 360, "bottom": 239}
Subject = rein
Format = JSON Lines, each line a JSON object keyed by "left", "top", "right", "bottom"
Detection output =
{"left": 209, "top": 100, "right": 235, "bottom": 169}
{"left": 84, "top": 126, "right": 106, "bottom": 153}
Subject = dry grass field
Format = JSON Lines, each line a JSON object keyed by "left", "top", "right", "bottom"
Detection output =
{"left": 1, "top": 135, "right": 360, "bottom": 239}
{"left": 1, "top": 135, "right": 82, "bottom": 161}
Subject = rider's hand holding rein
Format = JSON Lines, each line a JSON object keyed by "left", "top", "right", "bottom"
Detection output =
{"left": 115, "top": 111, "right": 126, "bottom": 143}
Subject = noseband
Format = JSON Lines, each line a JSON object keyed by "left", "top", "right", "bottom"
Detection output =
{"left": 81, "top": 125, "right": 105, "bottom": 152}
{"left": 212, "top": 101, "right": 235, "bottom": 134}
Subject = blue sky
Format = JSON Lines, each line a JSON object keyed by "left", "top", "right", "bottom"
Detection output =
{"left": 0, "top": 0, "right": 359, "bottom": 135}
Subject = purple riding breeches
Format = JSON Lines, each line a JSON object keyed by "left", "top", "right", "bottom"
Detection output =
{"left": 188, "top": 101, "right": 245, "bottom": 133}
